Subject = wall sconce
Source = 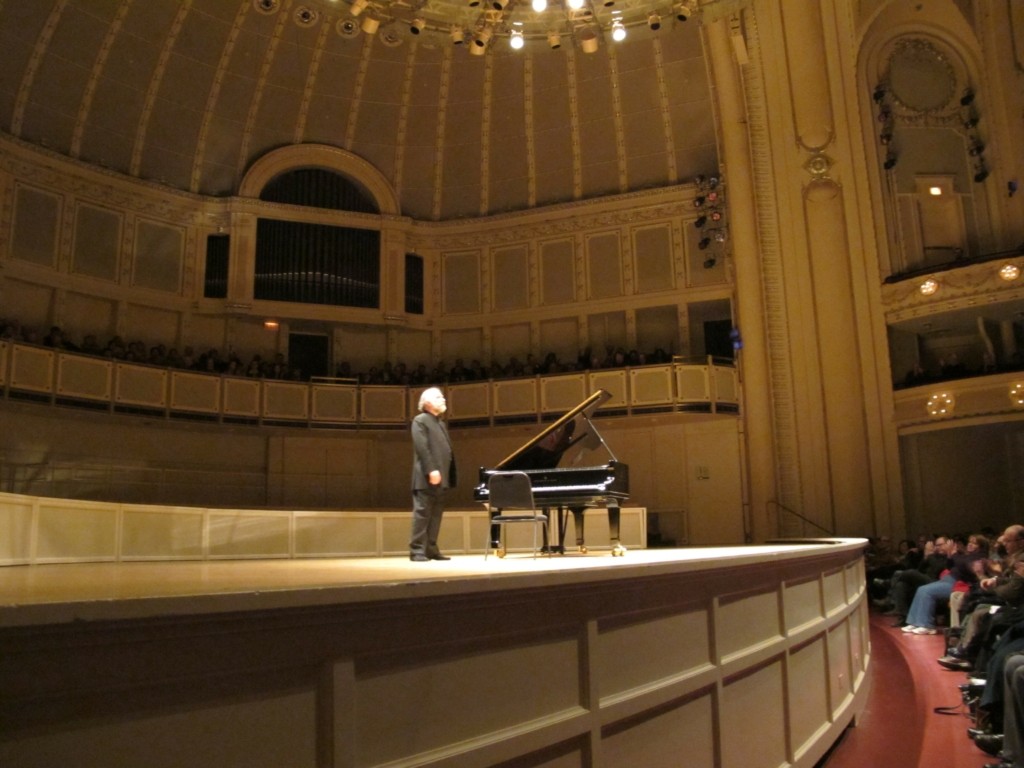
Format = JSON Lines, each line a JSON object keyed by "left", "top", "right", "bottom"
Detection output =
{"left": 703, "top": 257, "right": 717, "bottom": 269}
{"left": 999, "top": 264, "right": 1021, "bottom": 281}
{"left": 926, "top": 392, "right": 955, "bottom": 417}
{"left": 919, "top": 278, "right": 939, "bottom": 295}
{"left": 1010, "top": 382, "right": 1024, "bottom": 408}
{"left": 264, "top": 320, "right": 280, "bottom": 330}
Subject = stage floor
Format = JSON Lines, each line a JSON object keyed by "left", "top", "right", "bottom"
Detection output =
{"left": 0, "top": 543, "right": 837, "bottom": 627}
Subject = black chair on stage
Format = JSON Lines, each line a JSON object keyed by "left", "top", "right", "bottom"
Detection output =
{"left": 485, "top": 470, "right": 549, "bottom": 559}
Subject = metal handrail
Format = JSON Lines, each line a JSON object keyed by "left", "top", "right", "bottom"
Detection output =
{"left": 767, "top": 499, "right": 834, "bottom": 538}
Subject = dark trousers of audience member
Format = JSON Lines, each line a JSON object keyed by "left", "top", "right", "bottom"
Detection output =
{"left": 981, "top": 631, "right": 1024, "bottom": 719}
{"left": 1002, "top": 653, "right": 1024, "bottom": 767}
{"left": 890, "top": 569, "right": 934, "bottom": 619}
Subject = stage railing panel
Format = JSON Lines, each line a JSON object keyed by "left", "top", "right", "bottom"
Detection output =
{"left": 223, "top": 376, "right": 261, "bottom": 417}
{"left": 10, "top": 344, "right": 54, "bottom": 394}
{"left": 588, "top": 368, "right": 628, "bottom": 407}
{"left": 263, "top": 381, "right": 309, "bottom": 421}
{"left": 629, "top": 363, "right": 673, "bottom": 406}
{"left": 115, "top": 363, "right": 167, "bottom": 409}
{"left": 447, "top": 381, "right": 490, "bottom": 421}
{"left": 169, "top": 370, "right": 221, "bottom": 414}
{"left": 0, "top": 341, "right": 8, "bottom": 387}
{"left": 539, "top": 373, "right": 588, "bottom": 414}
{"left": 57, "top": 352, "right": 112, "bottom": 402}
{"left": 713, "top": 364, "right": 739, "bottom": 404}
{"left": 310, "top": 383, "right": 359, "bottom": 423}
{"left": 492, "top": 378, "right": 538, "bottom": 416}
{"left": 676, "top": 363, "right": 710, "bottom": 403}
{"left": 360, "top": 385, "right": 407, "bottom": 423}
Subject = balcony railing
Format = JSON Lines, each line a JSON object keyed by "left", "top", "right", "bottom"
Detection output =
{"left": 0, "top": 342, "right": 740, "bottom": 429}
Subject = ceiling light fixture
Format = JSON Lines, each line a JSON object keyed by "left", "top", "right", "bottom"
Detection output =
{"left": 611, "top": 19, "right": 626, "bottom": 41}
{"left": 676, "top": 1, "right": 695, "bottom": 21}
{"left": 532, "top": 0, "right": 547, "bottom": 10}
{"left": 510, "top": 28, "right": 524, "bottom": 49}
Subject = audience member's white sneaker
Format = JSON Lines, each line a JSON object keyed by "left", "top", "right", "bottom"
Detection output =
{"left": 901, "top": 625, "right": 918, "bottom": 633}
{"left": 911, "top": 626, "right": 937, "bottom": 634}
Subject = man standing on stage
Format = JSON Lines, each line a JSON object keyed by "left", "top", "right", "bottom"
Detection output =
{"left": 409, "top": 387, "right": 457, "bottom": 561}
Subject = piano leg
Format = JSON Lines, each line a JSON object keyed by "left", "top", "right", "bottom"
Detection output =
{"left": 570, "top": 506, "right": 588, "bottom": 554}
{"left": 608, "top": 501, "right": 626, "bottom": 556}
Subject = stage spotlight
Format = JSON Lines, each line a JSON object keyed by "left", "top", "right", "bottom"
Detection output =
{"left": 963, "top": 116, "right": 979, "bottom": 129}
{"left": 883, "top": 151, "right": 897, "bottom": 170}
{"left": 410, "top": 17, "right": 426, "bottom": 34}
{"left": 349, "top": 0, "right": 368, "bottom": 15}
{"left": 675, "top": 1, "right": 695, "bottom": 21}
{"left": 693, "top": 195, "right": 705, "bottom": 207}
{"left": 703, "top": 257, "right": 717, "bottom": 269}
{"left": 694, "top": 215, "right": 707, "bottom": 228}
{"left": 473, "top": 25, "right": 493, "bottom": 48}
{"left": 361, "top": 15, "right": 379, "bottom": 33}
{"left": 648, "top": 12, "right": 661, "bottom": 30}
{"left": 960, "top": 89, "right": 975, "bottom": 106}
{"left": 547, "top": 31, "right": 561, "bottom": 49}
{"left": 492, "top": 0, "right": 509, "bottom": 9}
{"left": 698, "top": 236, "right": 711, "bottom": 250}
{"left": 872, "top": 85, "right": 886, "bottom": 102}
{"left": 450, "top": 25, "right": 465, "bottom": 44}
{"left": 579, "top": 27, "right": 599, "bottom": 53}
{"left": 532, "top": 0, "right": 547, "bottom": 10}
{"left": 975, "top": 167, "right": 990, "bottom": 183}
{"left": 968, "top": 141, "right": 985, "bottom": 157}
{"left": 510, "top": 29, "right": 524, "bottom": 49}
{"left": 710, "top": 210, "right": 722, "bottom": 222}
{"left": 611, "top": 19, "right": 626, "bottom": 41}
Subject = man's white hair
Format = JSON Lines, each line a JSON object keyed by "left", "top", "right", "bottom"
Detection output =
{"left": 418, "top": 387, "right": 443, "bottom": 412}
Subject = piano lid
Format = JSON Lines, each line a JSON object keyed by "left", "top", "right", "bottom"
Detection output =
{"left": 492, "top": 389, "right": 618, "bottom": 472}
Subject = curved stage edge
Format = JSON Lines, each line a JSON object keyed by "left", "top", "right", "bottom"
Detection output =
{"left": 0, "top": 540, "right": 869, "bottom": 768}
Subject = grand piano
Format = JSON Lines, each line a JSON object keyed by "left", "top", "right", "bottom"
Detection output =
{"left": 474, "top": 389, "right": 630, "bottom": 556}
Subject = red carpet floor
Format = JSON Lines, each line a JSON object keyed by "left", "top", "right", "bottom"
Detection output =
{"left": 820, "top": 612, "right": 996, "bottom": 768}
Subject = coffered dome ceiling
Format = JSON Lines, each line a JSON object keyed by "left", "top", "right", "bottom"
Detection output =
{"left": 0, "top": 0, "right": 734, "bottom": 221}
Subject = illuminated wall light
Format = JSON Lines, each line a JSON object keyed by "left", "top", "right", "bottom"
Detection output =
{"left": 264, "top": 320, "right": 280, "bottom": 330}
{"left": 1000, "top": 264, "right": 1021, "bottom": 281}
{"left": 928, "top": 186, "right": 942, "bottom": 196}
{"left": 926, "top": 392, "right": 955, "bottom": 417}
{"left": 1010, "top": 382, "right": 1024, "bottom": 408}
{"left": 532, "top": 0, "right": 547, "bottom": 10}
{"left": 919, "top": 278, "right": 939, "bottom": 296}
{"left": 510, "top": 29, "right": 524, "bottom": 49}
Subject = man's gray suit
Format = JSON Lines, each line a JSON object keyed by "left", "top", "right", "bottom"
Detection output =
{"left": 409, "top": 409, "right": 457, "bottom": 558}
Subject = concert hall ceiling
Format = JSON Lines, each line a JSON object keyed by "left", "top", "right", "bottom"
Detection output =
{"left": 0, "top": 0, "right": 736, "bottom": 221}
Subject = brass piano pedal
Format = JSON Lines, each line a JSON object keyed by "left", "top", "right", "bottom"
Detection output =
{"left": 611, "top": 543, "right": 627, "bottom": 557}
{"left": 577, "top": 545, "right": 588, "bottom": 554}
